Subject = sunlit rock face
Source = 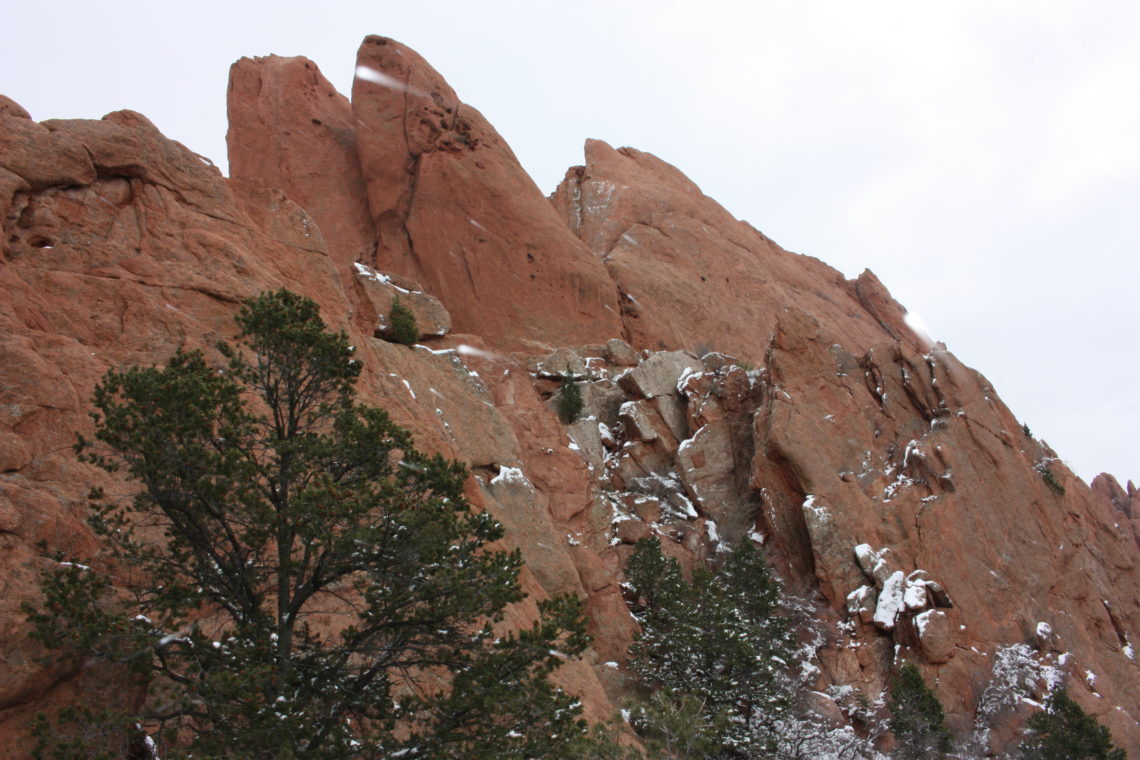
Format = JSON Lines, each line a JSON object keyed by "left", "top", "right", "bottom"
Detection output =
{"left": 549, "top": 139, "right": 924, "bottom": 362}
{"left": 3, "top": 34, "right": 1140, "bottom": 757}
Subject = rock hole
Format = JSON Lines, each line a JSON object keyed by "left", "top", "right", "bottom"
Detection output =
{"left": 311, "top": 118, "right": 322, "bottom": 126}
{"left": 526, "top": 253, "right": 534, "bottom": 263}
{"left": 29, "top": 236, "right": 53, "bottom": 249}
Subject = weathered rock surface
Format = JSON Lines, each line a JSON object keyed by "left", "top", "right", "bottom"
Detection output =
{"left": 227, "top": 55, "right": 375, "bottom": 279}
{"left": 3, "top": 33, "right": 1140, "bottom": 759}
{"left": 748, "top": 307, "right": 1139, "bottom": 745}
{"left": 350, "top": 37, "right": 623, "bottom": 349}
{"left": 550, "top": 139, "right": 927, "bottom": 361}
{"left": 354, "top": 262, "right": 451, "bottom": 339}
{"left": 0, "top": 92, "right": 620, "bottom": 753}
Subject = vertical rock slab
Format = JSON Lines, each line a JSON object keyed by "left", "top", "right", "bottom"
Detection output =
{"left": 227, "top": 55, "right": 376, "bottom": 274}
{"left": 351, "top": 36, "right": 622, "bottom": 349}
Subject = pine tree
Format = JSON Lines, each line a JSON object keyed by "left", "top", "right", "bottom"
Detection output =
{"left": 1019, "top": 689, "right": 1126, "bottom": 760}
{"left": 26, "top": 289, "right": 591, "bottom": 759}
{"left": 888, "top": 662, "right": 954, "bottom": 759}
{"left": 558, "top": 370, "right": 584, "bottom": 423}
{"left": 630, "top": 689, "right": 732, "bottom": 759}
{"left": 625, "top": 537, "right": 795, "bottom": 758}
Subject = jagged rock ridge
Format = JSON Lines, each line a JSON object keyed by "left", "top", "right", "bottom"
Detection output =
{"left": 2, "top": 37, "right": 1138, "bottom": 756}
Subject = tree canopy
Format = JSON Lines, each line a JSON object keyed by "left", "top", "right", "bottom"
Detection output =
{"left": 27, "top": 289, "right": 592, "bottom": 759}
{"left": 887, "top": 662, "right": 954, "bottom": 759}
{"left": 1019, "top": 689, "right": 1126, "bottom": 760}
{"left": 624, "top": 537, "right": 796, "bottom": 758}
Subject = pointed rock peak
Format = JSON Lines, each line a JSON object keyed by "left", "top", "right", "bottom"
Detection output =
{"left": 353, "top": 36, "right": 472, "bottom": 157}
{"left": 227, "top": 52, "right": 374, "bottom": 275}
{"left": 849, "top": 268, "right": 930, "bottom": 353}
{"left": 348, "top": 36, "right": 621, "bottom": 349}
{"left": 582, "top": 138, "right": 706, "bottom": 197}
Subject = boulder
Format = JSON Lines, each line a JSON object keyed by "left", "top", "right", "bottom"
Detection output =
{"left": 846, "top": 585, "right": 877, "bottom": 625}
{"left": 618, "top": 400, "right": 660, "bottom": 443}
{"left": 914, "top": 610, "right": 956, "bottom": 664}
{"left": 617, "top": 350, "right": 703, "bottom": 399}
{"left": 676, "top": 421, "right": 737, "bottom": 524}
{"left": 529, "top": 347, "right": 587, "bottom": 379}
{"left": 604, "top": 338, "right": 639, "bottom": 366}
{"left": 614, "top": 518, "right": 652, "bottom": 545}
{"left": 355, "top": 262, "right": 451, "bottom": 339}
{"left": 873, "top": 571, "right": 906, "bottom": 632}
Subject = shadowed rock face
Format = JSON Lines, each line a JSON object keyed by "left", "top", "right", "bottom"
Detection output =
{"left": 3, "top": 35, "right": 1139, "bottom": 757}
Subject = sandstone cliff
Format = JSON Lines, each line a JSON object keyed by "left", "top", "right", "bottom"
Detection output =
{"left": 1, "top": 37, "right": 1137, "bottom": 756}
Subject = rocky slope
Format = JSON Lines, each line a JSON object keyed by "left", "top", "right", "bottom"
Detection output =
{"left": 2, "top": 36, "right": 1138, "bottom": 756}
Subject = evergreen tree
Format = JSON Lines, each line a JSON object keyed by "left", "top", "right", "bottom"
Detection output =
{"left": 388, "top": 295, "right": 419, "bottom": 345}
{"left": 1019, "top": 689, "right": 1126, "bottom": 760}
{"left": 625, "top": 537, "right": 796, "bottom": 758}
{"left": 888, "top": 662, "right": 954, "bottom": 759}
{"left": 630, "top": 689, "right": 732, "bottom": 759}
{"left": 558, "top": 370, "right": 584, "bottom": 423}
{"left": 26, "top": 289, "right": 591, "bottom": 759}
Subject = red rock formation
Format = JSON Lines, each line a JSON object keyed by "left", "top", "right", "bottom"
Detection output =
{"left": 550, "top": 139, "right": 926, "bottom": 360}
{"left": 227, "top": 40, "right": 623, "bottom": 351}
{"left": 353, "top": 37, "right": 623, "bottom": 349}
{"left": 227, "top": 55, "right": 376, "bottom": 279}
{"left": 3, "top": 34, "right": 1139, "bottom": 758}
{"left": 0, "top": 94, "right": 619, "bottom": 754}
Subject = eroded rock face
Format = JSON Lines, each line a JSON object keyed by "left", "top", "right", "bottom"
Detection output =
{"left": 3, "top": 33, "right": 1140, "bottom": 758}
{"left": 550, "top": 139, "right": 927, "bottom": 360}
{"left": 0, "top": 92, "right": 621, "bottom": 753}
{"left": 350, "top": 37, "right": 623, "bottom": 349}
{"left": 227, "top": 55, "right": 375, "bottom": 278}
{"left": 747, "top": 307, "right": 1140, "bottom": 746}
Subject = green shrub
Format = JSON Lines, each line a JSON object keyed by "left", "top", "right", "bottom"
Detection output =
{"left": 558, "top": 371, "right": 584, "bottom": 423}
{"left": 389, "top": 295, "right": 418, "bottom": 345}
{"left": 1036, "top": 461, "right": 1066, "bottom": 496}
{"left": 625, "top": 537, "right": 795, "bottom": 756}
{"left": 888, "top": 662, "right": 954, "bottom": 759}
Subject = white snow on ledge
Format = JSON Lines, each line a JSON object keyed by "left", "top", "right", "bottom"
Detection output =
{"left": 490, "top": 465, "right": 530, "bottom": 488}
{"left": 353, "top": 262, "right": 418, "bottom": 294}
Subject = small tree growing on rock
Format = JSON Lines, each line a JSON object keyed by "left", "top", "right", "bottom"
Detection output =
{"left": 888, "top": 662, "right": 954, "bottom": 759}
{"left": 388, "top": 294, "right": 419, "bottom": 345}
{"left": 558, "top": 370, "right": 584, "bottom": 424}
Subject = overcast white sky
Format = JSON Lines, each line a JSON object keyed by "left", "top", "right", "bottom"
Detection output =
{"left": 4, "top": 1, "right": 1137, "bottom": 485}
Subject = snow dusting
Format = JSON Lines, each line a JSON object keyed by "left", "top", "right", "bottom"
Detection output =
{"left": 873, "top": 571, "right": 905, "bottom": 631}
{"left": 490, "top": 465, "right": 530, "bottom": 487}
